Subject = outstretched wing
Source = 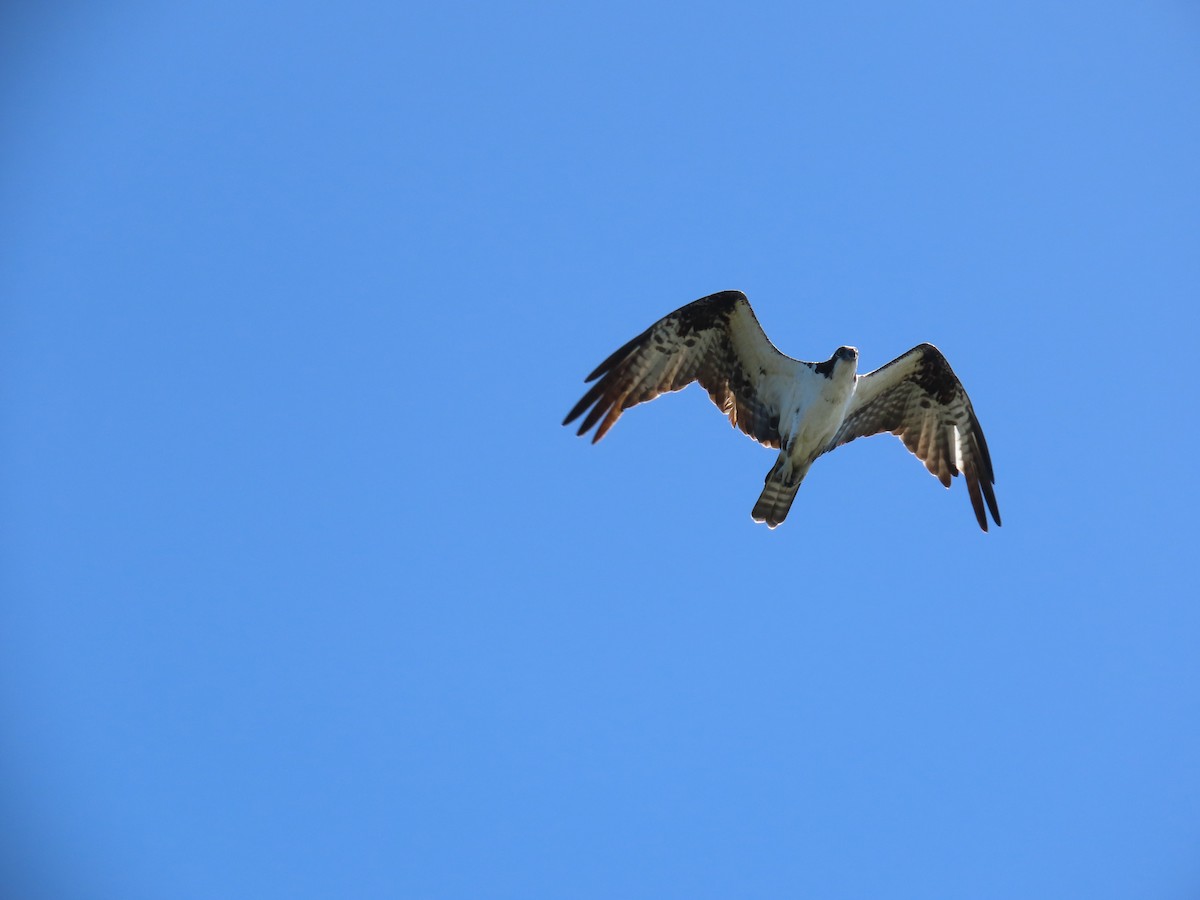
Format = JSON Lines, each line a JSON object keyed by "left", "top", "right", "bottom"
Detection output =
{"left": 827, "top": 343, "right": 1001, "bottom": 531}
{"left": 563, "top": 290, "right": 800, "bottom": 447}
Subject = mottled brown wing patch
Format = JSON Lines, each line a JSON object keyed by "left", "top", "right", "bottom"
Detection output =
{"left": 563, "top": 291, "right": 784, "bottom": 448}
{"left": 829, "top": 344, "right": 1000, "bottom": 531}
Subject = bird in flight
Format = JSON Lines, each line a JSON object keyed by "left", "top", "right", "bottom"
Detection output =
{"left": 563, "top": 290, "right": 1000, "bottom": 531}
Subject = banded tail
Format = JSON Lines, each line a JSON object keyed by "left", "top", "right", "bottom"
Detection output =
{"left": 750, "top": 459, "right": 810, "bottom": 529}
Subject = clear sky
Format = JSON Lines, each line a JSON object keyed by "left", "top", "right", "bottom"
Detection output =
{"left": 3, "top": 2, "right": 1199, "bottom": 898}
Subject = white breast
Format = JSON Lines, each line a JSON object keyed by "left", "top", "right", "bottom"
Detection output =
{"left": 779, "top": 370, "right": 858, "bottom": 460}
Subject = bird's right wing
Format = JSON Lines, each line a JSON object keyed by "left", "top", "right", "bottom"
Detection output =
{"left": 563, "top": 291, "right": 800, "bottom": 448}
{"left": 827, "top": 343, "right": 1000, "bottom": 531}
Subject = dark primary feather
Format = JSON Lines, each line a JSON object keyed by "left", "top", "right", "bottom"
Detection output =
{"left": 562, "top": 290, "right": 789, "bottom": 447}
{"left": 827, "top": 343, "right": 1001, "bottom": 531}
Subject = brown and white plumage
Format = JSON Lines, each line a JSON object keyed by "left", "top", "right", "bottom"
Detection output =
{"left": 827, "top": 343, "right": 1000, "bottom": 531}
{"left": 563, "top": 290, "right": 1001, "bottom": 531}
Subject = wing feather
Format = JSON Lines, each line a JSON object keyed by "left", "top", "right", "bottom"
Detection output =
{"left": 563, "top": 291, "right": 797, "bottom": 448}
{"left": 828, "top": 343, "right": 1001, "bottom": 531}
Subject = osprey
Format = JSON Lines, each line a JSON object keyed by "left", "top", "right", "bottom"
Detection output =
{"left": 563, "top": 290, "right": 1000, "bottom": 531}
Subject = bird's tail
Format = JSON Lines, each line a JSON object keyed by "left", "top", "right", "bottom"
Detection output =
{"left": 750, "top": 458, "right": 808, "bottom": 529}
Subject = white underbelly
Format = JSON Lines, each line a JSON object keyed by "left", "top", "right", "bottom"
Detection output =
{"left": 782, "top": 387, "right": 854, "bottom": 460}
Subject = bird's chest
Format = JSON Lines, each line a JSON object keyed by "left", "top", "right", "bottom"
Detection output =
{"left": 781, "top": 380, "right": 855, "bottom": 456}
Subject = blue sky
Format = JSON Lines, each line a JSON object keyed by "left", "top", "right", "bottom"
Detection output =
{"left": 3, "top": 2, "right": 1199, "bottom": 897}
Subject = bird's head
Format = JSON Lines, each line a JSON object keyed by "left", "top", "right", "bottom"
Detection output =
{"left": 833, "top": 345, "right": 858, "bottom": 377}
{"left": 814, "top": 346, "right": 859, "bottom": 379}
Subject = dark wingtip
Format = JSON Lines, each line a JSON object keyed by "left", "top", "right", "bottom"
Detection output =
{"left": 967, "top": 426, "right": 1000, "bottom": 531}
{"left": 972, "top": 476, "right": 1001, "bottom": 532}
{"left": 563, "top": 376, "right": 611, "bottom": 432}
{"left": 562, "top": 405, "right": 585, "bottom": 428}
{"left": 983, "top": 479, "right": 1001, "bottom": 528}
{"left": 965, "top": 468, "right": 988, "bottom": 532}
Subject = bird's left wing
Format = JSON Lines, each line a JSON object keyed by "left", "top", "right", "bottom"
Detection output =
{"left": 826, "top": 343, "right": 1001, "bottom": 531}
{"left": 563, "top": 290, "right": 798, "bottom": 447}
